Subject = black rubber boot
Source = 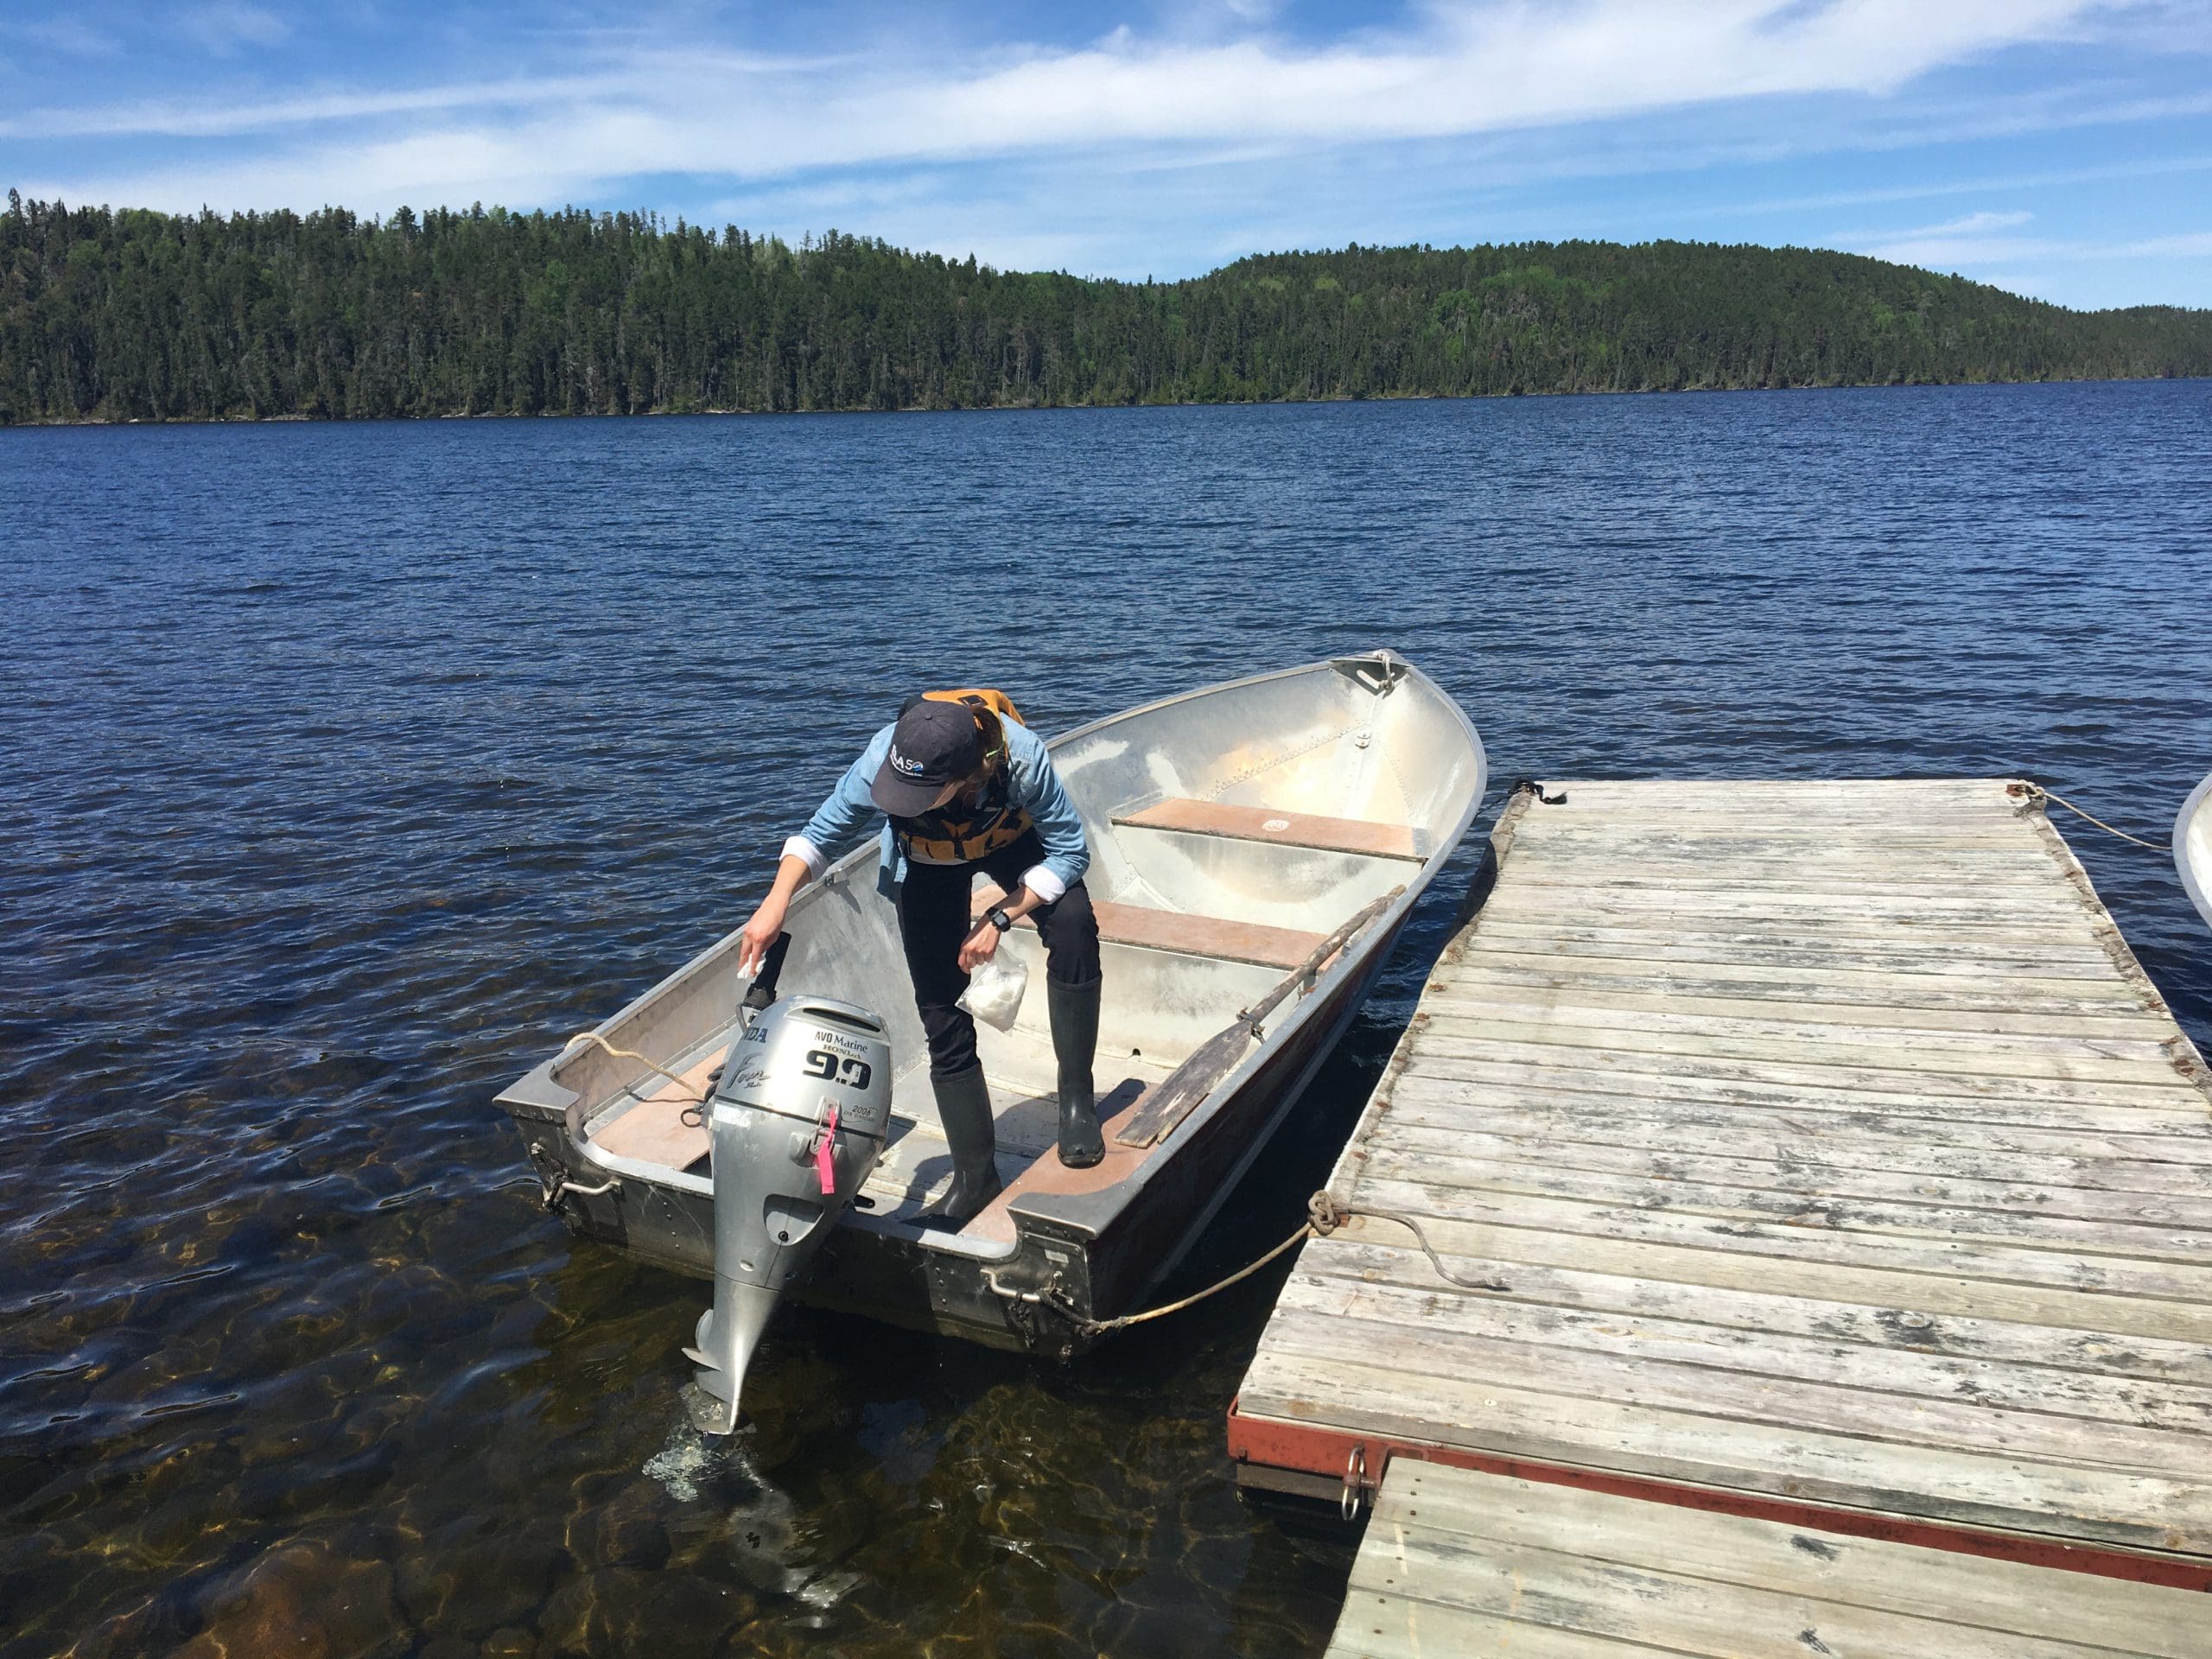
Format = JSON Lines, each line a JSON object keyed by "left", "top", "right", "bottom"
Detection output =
{"left": 918, "top": 1065, "right": 1002, "bottom": 1226}
{"left": 1050, "top": 978, "right": 1105, "bottom": 1169}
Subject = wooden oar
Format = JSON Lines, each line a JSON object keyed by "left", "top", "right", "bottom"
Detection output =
{"left": 1114, "top": 887, "right": 1406, "bottom": 1149}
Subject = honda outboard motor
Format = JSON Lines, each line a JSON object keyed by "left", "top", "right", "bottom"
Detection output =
{"left": 686, "top": 986, "right": 893, "bottom": 1433}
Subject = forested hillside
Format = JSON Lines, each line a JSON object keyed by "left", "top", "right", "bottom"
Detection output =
{"left": 3, "top": 193, "right": 2207, "bottom": 423}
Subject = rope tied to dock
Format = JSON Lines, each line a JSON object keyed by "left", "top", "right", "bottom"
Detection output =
{"left": 1306, "top": 1192, "right": 1514, "bottom": 1294}
{"left": 1071, "top": 1218, "right": 1319, "bottom": 1333}
{"left": 2017, "top": 782, "right": 2171, "bottom": 852}
{"left": 1063, "top": 1190, "right": 1511, "bottom": 1335}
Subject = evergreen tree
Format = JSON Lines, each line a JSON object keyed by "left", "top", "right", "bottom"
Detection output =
{"left": 1, "top": 197, "right": 2206, "bottom": 424}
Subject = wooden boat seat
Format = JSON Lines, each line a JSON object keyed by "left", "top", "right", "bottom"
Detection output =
{"left": 976, "top": 884, "right": 1325, "bottom": 970}
{"left": 1111, "top": 797, "right": 1423, "bottom": 861}
{"left": 591, "top": 1097, "right": 707, "bottom": 1170}
{"left": 587, "top": 1046, "right": 721, "bottom": 1168}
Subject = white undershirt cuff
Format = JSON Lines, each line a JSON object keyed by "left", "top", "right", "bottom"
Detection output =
{"left": 1020, "top": 864, "right": 1067, "bottom": 905}
{"left": 782, "top": 835, "right": 826, "bottom": 878}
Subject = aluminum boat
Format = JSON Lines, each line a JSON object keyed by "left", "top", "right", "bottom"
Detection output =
{"left": 497, "top": 651, "right": 1486, "bottom": 1357}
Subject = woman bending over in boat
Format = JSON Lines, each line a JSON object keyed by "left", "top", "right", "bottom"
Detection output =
{"left": 734, "top": 690, "right": 1103, "bottom": 1223}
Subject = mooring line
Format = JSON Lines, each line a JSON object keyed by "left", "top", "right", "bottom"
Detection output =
{"left": 556, "top": 1029, "right": 709, "bottom": 1105}
{"left": 2022, "top": 782, "right": 2171, "bottom": 852}
{"left": 1074, "top": 1189, "right": 1513, "bottom": 1334}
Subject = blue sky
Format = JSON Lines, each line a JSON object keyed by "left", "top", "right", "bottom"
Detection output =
{"left": 3, "top": 2, "right": 2209, "bottom": 308}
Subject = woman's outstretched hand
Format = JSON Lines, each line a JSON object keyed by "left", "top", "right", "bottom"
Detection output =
{"left": 739, "top": 852, "right": 816, "bottom": 977}
{"left": 737, "top": 899, "right": 788, "bottom": 977}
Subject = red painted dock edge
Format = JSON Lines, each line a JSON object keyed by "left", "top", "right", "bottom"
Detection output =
{"left": 1226, "top": 1398, "right": 2212, "bottom": 1594}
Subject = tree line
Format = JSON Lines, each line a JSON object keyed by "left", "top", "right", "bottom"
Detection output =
{"left": 3, "top": 192, "right": 2207, "bottom": 423}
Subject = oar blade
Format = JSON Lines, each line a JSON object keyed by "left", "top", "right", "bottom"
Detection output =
{"left": 1113, "top": 1021, "right": 1255, "bottom": 1148}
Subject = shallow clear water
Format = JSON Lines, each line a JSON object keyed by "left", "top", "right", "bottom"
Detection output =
{"left": 4, "top": 383, "right": 2210, "bottom": 1657}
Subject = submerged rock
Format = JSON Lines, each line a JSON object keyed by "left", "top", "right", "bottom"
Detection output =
{"left": 176, "top": 1541, "right": 402, "bottom": 1658}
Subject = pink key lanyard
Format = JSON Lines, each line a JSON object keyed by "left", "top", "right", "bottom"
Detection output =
{"left": 814, "top": 1105, "right": 840, "bottom": 1195}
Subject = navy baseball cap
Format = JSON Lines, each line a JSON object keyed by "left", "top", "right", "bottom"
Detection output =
{"left": 871, "top": 700, "right": 982, "bottom": 816}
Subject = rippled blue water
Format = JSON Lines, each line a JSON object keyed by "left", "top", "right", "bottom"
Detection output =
{"left": 4, "top": 383, "right": 2209, "bottom": 1657}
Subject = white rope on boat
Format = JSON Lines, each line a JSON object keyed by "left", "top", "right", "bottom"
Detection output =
{"left": 1077, "top": 1219, "right": 1318, "bottom": 1332}
{"left": 556, "top": 1029, "right": 709, "bottom": 1103}
{"left": 2023, "top": 783, "right": 2172, "bottom": 853}
{"left": 1074, "top": 1188, "right": 1516, "bottom": 1334}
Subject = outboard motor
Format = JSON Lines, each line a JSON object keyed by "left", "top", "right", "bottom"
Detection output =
{"left": 686, "top": 975, "right": 893, "bottom": 1434}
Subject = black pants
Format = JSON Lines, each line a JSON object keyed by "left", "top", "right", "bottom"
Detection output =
{"left": 896, "top": 828, "right": 1102, "bottom": 1078}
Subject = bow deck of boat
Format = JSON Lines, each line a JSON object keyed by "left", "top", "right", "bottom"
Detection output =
{"left": 1231, "top": 778, "right": 2212, "bottom": 1646}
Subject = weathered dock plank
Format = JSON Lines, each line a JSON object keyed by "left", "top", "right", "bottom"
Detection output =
{"left": 1234, "top": 779, "right": 2212, "bottom": 1589}
{"left": 1323, "top": 1464, "right": 2208, "bottom": 1659}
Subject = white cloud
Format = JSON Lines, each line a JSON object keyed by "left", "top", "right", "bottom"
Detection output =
{"left": 179, "top": 3, "right": 292, "bottom": 56}
{"left": 2114, "top": 229, "right": 2212, "bottom": 256}
{"left": 0, "top": 74, "right": 638, "bottom": 140}
{"left": 22, "top": 17, "right": 120, "bottom": 57}
{"left": 1848, "top": 207, "right": 2035, "bottom": 244}
{"left": 1846, "top": 210, "right": 2212, "bottom": 270}
{"left": 26, "top": 0, "right": 2104, "bottom": 211}
{"left": 1726, "top": 154, "right": 2212, "bottom": 218}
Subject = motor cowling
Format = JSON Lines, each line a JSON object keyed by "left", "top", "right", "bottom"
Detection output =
{"left": 689, "top": 994, "right": 893, "bottom": 1432}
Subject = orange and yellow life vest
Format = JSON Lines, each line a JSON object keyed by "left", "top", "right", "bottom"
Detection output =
{"left": 920, "top": 687, "right": 1025, "bottom": 728}
{"left": 897, "top": 688, "right": 1033, "bottom": 862}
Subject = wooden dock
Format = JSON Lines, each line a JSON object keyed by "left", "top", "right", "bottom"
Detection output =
{"left": 1324, "top": 1462, "right": 2209, "bottom": 1658}
{"left": 1231, "top": 779, "right": 2212, "bottom": 1610}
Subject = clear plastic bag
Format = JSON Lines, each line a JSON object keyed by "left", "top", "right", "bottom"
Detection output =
{"left": 957, "top": 950, "right": 1030, "bottom": 1032}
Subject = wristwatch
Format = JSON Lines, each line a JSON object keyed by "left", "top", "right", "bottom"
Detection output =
{"left": 985, "top": 905, "right": 1014, "bottom": 933}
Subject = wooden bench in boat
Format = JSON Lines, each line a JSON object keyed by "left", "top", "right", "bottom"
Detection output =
{"left": 1112, "top": 798, "right": 1425, "bottom": 861}
{"left": 587, "top": 1049, "right": 720, "bottom": 1170}
{"left": 975, "top": 883, "right": 1325, "bottom": 970}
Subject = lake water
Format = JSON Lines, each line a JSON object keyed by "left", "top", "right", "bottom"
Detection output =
{"left": 5, "top": 383, "right": 2210, "bottom": 1657}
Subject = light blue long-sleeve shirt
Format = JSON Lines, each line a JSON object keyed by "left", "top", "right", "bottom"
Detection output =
{"left": 784, "top": 718, "right": 1090, "bottom": 901}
